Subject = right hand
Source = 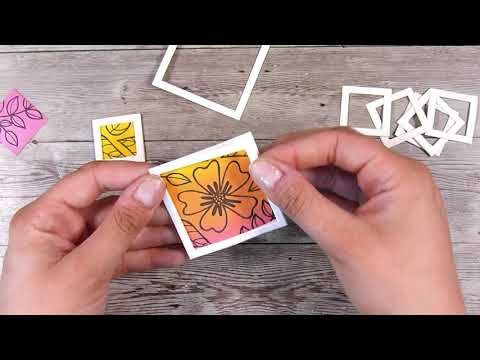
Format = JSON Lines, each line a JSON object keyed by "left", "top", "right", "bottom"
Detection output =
{"left": 250, "top": 128, "right": 465, "bottom": 314}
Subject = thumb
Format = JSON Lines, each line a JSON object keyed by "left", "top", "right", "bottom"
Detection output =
{"left": 69, "top": 174, "right": 165, "bottom": 276}
{"left": 250, "top": 158, "right": 365, "bottom": 256}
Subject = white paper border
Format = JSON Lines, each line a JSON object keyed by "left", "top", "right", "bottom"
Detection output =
{"left": 92, "top": 114, "right": 146, "bottom": 162}
{"left": 149, "top": 132, "right": 287, "bottom": 259}
{"left": 395, "top": 93, "right": 464, "bottom": 156}
{"left": 425, "top": 89, "right": 478, "bottom": 144}
{"left": 152, "top": 45, "right": 270, "bottom": 121}
{"left": 340, "top": 85, "right": 392, "bottom": 137}
{"left": 366, "top": 89, "right": 429, "bottom": 152}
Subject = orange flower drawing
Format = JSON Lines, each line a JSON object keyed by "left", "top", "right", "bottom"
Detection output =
{"left": 161, "top": 151, "right": 276, "bottom": 247}
{"left": 178, "top": 159, "right": 258, "bottom": 233}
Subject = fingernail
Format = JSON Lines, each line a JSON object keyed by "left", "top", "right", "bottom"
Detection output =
{"left": 133, "top": 176, "right": 165, "bottom": 208}
{"left": 250, "top": 160, "right": 283, "bottom": 190}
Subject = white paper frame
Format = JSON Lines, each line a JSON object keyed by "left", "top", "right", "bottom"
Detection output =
{"left": 366, "top": 88, "right": 431, "bottom": 149}
{"left": 92, "top": 114, "right": 145, "bottom": 162}
{"left": 340, "top": 86, "right": 392, "bottom": 137}
{"left": 395, "top": 93, "right": 464, "bottom": 156}
{"left": 152, "top": 45, "right": 270, "bottom": 121}
{"left": 149, "top": 132, "right": 287, "bottom": 259}
{"left": 425, "top": 89, "right": 478, "bottom": 144}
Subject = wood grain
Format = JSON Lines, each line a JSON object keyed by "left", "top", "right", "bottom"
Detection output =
{"left": 1, "top": 45, "right": 480, "bottom": 314}
{"left": 105, "top": 243, "right": 480, "bottom": 315}
{"left": 0, "top": 45, "right": 326, "bottom": 53}
{"left": 0, "top": 47, "right": 479, "bottom": 142}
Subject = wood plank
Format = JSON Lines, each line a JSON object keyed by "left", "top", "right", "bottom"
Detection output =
{"left": 1, "top": 45, "right": 480, "bottom": 314}
{"left": 0, "top": 241, "right": 476, "bottom": 314}
{"left": 104, "top": 243, "right": 480, "bottom": 314}
{"left": 1, "top": 140, "right": 479, "bottom": 198}
{"left": 1, "top": 140, "right": 479, "bottom": 246}
{"left": 2, "top": 187, "right": 478, "bottom": 247}
{"left": 1, "top": 47, "right": 480, "bottom": 141}
{"left": 0, "top": 45, "right": 327, "bottom": 53}
{"left": 105, "top": 244, "right": 355, "bottom": 314}
{"left": 0, "top": 196, "right": 304, "bottom": 247}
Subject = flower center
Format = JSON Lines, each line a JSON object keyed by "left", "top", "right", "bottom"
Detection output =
{"left": 212, "top": 193, "right": 226, "bottom": 205}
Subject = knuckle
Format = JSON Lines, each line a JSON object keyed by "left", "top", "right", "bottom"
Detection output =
{"left": 80, "top": 161, "right": 101, "bottom": 173}
{"left": 10, "top": 205, "right": 27, "bottom": 229}
{"left": 112, "top": 205, "right": 144, "bottom": 235}
{"left": 280, "top": 184, "right": 312, "bottom": 218}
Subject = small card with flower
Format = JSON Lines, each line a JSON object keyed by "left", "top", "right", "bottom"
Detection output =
{"left": 149, "top": 132, "right": 287, "bottom": 259}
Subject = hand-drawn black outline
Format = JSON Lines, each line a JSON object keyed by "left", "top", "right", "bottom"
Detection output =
{"left": 182, "top": 219, "right": 211, "bottom": 248}
{"left": 162, "top": 173, "right": 192, "bottom": 186}
{"left": 248, "top": 181, "right": 260, "bottom": 192}
{"left": 177, "top": 159, "right": 258, "bottom": 234}
{"left": 0, "top": 94, "right": 45, "bottom": 148}
{"left": 261, "top": 199, "right": 276, "bottom": 221}
{"left": 220, "top": 151, "right": 248, "bottom": 158}
{"left": 100, "top": 123, "right": 137, "bottom": 159}
{"left": 251, "top": 213, "right": 266, "bottom": 229}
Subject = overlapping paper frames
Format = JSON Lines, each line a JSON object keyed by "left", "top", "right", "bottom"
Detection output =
{"left": 340, "top": 86, "right": 478, "bottom": 156}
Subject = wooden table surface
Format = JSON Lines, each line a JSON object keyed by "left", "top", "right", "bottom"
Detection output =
{"left": 0, "top": 45, "right": 479, "bottom": 314}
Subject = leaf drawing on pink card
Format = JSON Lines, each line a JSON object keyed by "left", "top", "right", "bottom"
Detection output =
{"left": 6, "top": 96, "right": 19, "bottom": 115}
{"left": 4, "top": 129, "right": 18, "bottom": 146}
{"left": 0, "top": 90, "right": 47, "bottom": 154}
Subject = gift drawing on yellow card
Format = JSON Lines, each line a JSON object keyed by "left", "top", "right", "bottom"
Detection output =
{"left": 149, "top": 132, "right": 287, "bottom": 259}
{"left": 92, "top": 114, "right": 145, "bottom": 162}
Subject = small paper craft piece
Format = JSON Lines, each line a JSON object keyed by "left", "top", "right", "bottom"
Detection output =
{"left": 366, "top": 88, "right": 431, "bottom": 154}
{"left": 149, "top": 132, "right": 287, "bottom": 259}
{"left": 340, "top": 86, "right": 392, "bottom": 137}
{"left": 0, "top": 89, "right": 48, "bottom": 155}
{"left": 395, "top": 93, "right": 465, "bottom": 156}
{"left": 92, "top": 114, "right": 145, "bottom": 162}
{"left": 424, "top": 89, "right": 478, "bottom": 144}
{"left": 152, "top": 45, "right": 270, "bottom": 120}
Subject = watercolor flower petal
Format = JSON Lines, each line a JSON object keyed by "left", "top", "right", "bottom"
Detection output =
{"left": 200, "top": 205, "right": 228, "bottom": 233}
{"left": 192, "top": 159, "right": 221, "bottom": 193}
{"left": 178, "top": 190, "right": 212, "bottom": 215}
{"left": 224, "top": 194, "right": 258, "bottom": 219}
{"left": 222, "top": 160, "right": 251, "bottom": 195}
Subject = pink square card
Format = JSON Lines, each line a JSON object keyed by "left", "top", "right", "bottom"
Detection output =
{"left": 0, "top": 90, "right": 48, "bottom": 155}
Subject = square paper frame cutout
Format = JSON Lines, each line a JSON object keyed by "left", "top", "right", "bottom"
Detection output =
{"left": 395, "top": 93, "right": 464, "bottom": 156}
{"left": 425, "top": 89, "right": 478, "bottom": 144}
{"left": 152, "top": 45, "right": 270, "bottom": 120}
{"left": 340, "top": 86, "right": 392, "bottom": 137}
{"left": 149, "top": 132, "right": 287, "bottom": 259}
{"left": 366, "top": 88, "right": 431, "bottom": 152}
{"left": 92, "top": 114, "right": 145, "bottom": 162}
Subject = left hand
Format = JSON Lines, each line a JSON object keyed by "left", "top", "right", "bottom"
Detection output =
{"left": 0, "top": 161, "right": 187, "bottom": 314}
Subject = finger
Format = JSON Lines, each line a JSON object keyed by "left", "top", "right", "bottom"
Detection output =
{"left": 302, "top": 166, "right": 364, "bottom": 204}
{"left": 131, "top": 225, "right": 181, "bottom": 251}
{"left": 260, "top": 129, "right": 321, "bottom": 153}
{"left": 260, "top": 127, "right": 407, "bottom": 199}
{"left": 321, "top": 191, "right": 358, "bottom": 213}
{"left": 250, "top": 158, "right": 369, "bottom": 255}
{"left": 114, "top": 246, "right": 187, "bottom": 277}
{"left": 82, "top": 196, "right": 171, "bottom": 229}
{"left": 45, "top": 161, "right": 150, "bottom": 209}
{"left": 63, "top": 174, "right": 165, "bottom": 277}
